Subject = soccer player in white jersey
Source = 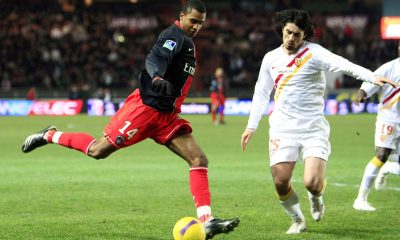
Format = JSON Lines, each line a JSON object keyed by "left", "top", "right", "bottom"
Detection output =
{"left": 353, "top": 41, "right": 400, "bottom": 211}
{"left": 240, "top": 9, "right": 397, "bottom": 234}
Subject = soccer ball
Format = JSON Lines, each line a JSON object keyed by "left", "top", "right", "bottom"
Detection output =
{"left": 173, "top": 217, "right": 206, "bottom": 240}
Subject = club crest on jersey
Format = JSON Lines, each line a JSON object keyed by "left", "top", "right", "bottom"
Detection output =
{"left": 115, "top": 135, "right": 125, "bottom": 145}
{"left": 163, "top": 40, "right": 177, "bottom": 51}
{"left": 294, "top": 58, "right": 302, "bottom": 67}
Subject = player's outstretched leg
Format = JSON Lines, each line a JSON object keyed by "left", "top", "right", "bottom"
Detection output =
{"left": 307, "top": 191, "right": 325, "bottom": 221}
{"left": 204, "top": 218, "right": 240, "bottom": 239}
{"left": 21, "top": 126, "right": 57, "bottom": 153}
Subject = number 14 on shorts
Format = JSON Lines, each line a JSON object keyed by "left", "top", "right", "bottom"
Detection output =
{"left": 119, "top": 121, "right": 138, "bottom": 140}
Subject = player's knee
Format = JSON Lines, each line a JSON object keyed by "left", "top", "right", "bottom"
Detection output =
{"left": 87, "top": 151, "right": 108, "bottom": 160}
{"left": 304, "top": 177, "right": 323, "bottom": 194}
{"left": 87, "top": 148, "right": 110, "bottom": 160}
{"left": 375, "top": 151, "right": 390, "bottom": 163}
{"left": 86, "top": 140, "right": 116, "bottom": 160}
{"left": 273, "top": 178, "right": 290, "bottom": 194}
{"left": 190, "top": 154, "right": 208, "bottom": 167}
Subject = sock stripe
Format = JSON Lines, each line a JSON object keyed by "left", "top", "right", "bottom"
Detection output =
{"left": 371, "top": 157, "right": 384, "bottom": 168}
{"left": 197, "top": 205, "right": 211, "bottom": 219}
{"left": 277, "top": 185, "right": 293, "bottom": 201}
{"left": 189, "top": 167, "right": 208, "bottom": 171}
{"left": 52, "top": 131, "right": 63, "bottom": 144}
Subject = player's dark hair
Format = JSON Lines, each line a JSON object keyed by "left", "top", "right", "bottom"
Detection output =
{"left": 182, "top": 0, "right": 206, "bottom": 14}
{"left": 273, "top": 9, "right": 314, "bottom": 41}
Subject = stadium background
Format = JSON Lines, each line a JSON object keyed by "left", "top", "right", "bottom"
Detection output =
{"left": 1, "top": 0, "right": 398, "bottom": 100}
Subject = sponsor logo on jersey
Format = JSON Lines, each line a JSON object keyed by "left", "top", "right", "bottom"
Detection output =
{"left": 163, "top": 39, "right": 177, "bottom": 51}
{"left": 184, "top": 62, "right": 195, "bottom": 76}
{"left": 277, "top": 68, "right": 293, "bottom": 74}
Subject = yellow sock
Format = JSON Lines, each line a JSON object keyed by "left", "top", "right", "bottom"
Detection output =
{"left": 277, "top": 185, "right": 293, "bottom": 201}
{"left": 371, "top": 156, "right": 384, "bottom": 168}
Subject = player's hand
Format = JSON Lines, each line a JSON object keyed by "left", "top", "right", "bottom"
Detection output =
{"left": 373, "top": 76, "right": 397, "bottom": 88}
{"left": 241, "top": 128, "right": 255, "bottom": 151}
{"left": 355, "top": 89, "right": 368, "bottom": 105}
{"left": 152, "top": 77, "right": 174, "bottom": 96}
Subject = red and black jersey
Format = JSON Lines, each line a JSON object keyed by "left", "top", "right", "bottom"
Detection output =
{"left": 139, "top": 21, "right": 196, "bottom": 113}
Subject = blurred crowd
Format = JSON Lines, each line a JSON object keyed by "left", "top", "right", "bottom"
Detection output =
{"left": 0, "top": 0, "right": 398, "bottom": 99}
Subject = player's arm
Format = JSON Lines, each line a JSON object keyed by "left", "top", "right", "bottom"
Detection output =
{"left": 241, "top": 129, "right": 255, "bottom": 151}
{"left": 356, "top": 60, "right": 395, "bottom": 104}
{"left": 356, "top": 81, "right": 380, "bottom": 104}
{"left": 146, "top": 31, "right": 183, "bottom": 78}
{"left": 146, "top": 31, "right": 184, "bottom": 96}
{"left": 241, "top": 54, "right": 274, "bottom": 151}
{"left": 355, "top": 89, "right": 368, "bottom": 104}
{"left": 314, "top": 45, "right": 397, "bottom": 88}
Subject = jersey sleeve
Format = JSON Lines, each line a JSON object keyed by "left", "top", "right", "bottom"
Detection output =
{"left": 362, "top": 61, "right": 392, "bottom": 97}
{"left": 246, "top": 54, "right": 274, "bottom": 131}
{"left": 312, "top": 44, "right": 375, "bottom": 84}
{"left": 146, "top": 29, "right": 184, "bottom": 79}
{"left": 360, "top": 81, "right": 380, "bottom": 97}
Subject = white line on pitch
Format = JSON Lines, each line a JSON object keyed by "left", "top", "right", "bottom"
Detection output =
{"left": 291, "top": 179, "right": 400, "bottom": 191}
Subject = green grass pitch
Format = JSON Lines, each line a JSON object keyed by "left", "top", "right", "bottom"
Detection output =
{"left": 1, "top": 114, "right": 399, "bottom": 239}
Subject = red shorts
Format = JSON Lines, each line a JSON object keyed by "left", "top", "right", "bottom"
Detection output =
{"left": 211, "top": 92, "right": 225, "bottom": 106}
{"left": 104, "top": 89, "right": 192, "bottom": 148}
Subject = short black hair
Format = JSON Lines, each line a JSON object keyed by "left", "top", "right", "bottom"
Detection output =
{"left": 273, "top": 9, "right": 314, "bottom": 41}
{"left": 182, "top": 0, "right": 206, "bottom": 14}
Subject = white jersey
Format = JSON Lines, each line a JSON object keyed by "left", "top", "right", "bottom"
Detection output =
{"left": 246, "top": 42, "right": 376, "bottom": 131}
{"left": 360, "top": 58, "right": 400, "bottom": 123}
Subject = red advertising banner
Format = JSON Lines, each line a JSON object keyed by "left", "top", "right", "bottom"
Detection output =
{"left": 381, "top": 16, "right": 400, "bottom": 39}
{"left": 29, "top": 100, "right": 83, "bottom": 116}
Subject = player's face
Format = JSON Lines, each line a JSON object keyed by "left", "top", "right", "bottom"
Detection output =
{"left": 180, "top": 8, "right": 206, "bottom": 38}
{"left": 282, "top": 23, "right": 305, "bottom": 54}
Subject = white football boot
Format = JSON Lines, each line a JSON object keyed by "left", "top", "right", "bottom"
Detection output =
{"left": 286, "top": 215, "right": 306, "bottom": 234}
{"left": 307, "top": 192, "right": 325, "bottom": 221}
{"left": 353, "top": 199, "right": 376, "bottom": 211}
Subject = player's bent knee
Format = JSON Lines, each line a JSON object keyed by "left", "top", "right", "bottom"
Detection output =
{"left": 87, "top": 146, "right": 112, "bottom": 160}
{"left": 375, "top": 153, "right": 390, "bottom": 163}
{"left": 273, "top": 179, "right": 291, "bottom": 194}
{"left": 87, "top": 150, "right": 109, "bottom": 160}
{"left": 190, "top": 155, "right": 208, "bottom": 167}
{"left": 86, "top": 138, "right": 116, "bottom": 160}
{"left": 304, "top": 178, "right": 324, "bottom": 193}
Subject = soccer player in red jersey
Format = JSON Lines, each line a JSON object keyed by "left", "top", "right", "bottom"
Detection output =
{"left": 21, "top": 1, "right": 239, "bottom": 238}
{"left": 210, "top": 67, "right": 226, "bottom": 125}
